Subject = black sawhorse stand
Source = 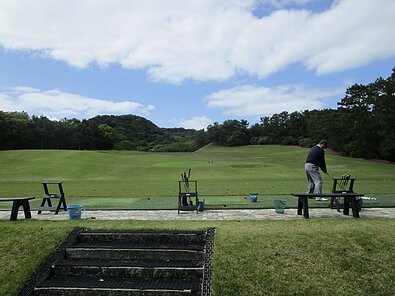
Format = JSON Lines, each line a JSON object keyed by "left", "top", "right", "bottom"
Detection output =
{"left": 178, "top": 180, "right": 199, "bottom": 214}
{"left": 37, "top": 182, "right": 67, "bottom": 214}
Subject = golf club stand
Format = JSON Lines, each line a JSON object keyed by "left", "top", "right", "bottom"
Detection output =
{"left": 330, "top": 174, "right": 355, "bottom": 211}
{"left": 37, "top": 182, "right": 67, "bottom": 214}
{"left": 178, "top": 169, "right": 199, "bottom": 214}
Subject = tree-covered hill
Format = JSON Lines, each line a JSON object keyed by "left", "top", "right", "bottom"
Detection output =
{"left": 0, "top": 113, "right": 198, "bottom": 152}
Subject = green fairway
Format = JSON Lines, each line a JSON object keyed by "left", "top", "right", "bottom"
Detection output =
{"left": 1, "top": 219, "right": 394, "bottom": 296}
{"left": 0, "top": 145, "right": 394, "bottom": 208}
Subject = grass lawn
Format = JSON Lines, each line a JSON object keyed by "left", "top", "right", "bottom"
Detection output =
{"left": 0, "top": 145, "right": 394, "bottom": 208}
{"left": 0, "top": 219, "right": 394, "bottom": 296}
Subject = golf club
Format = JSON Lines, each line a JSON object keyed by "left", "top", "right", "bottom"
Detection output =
{"left": 181, "top": 169, "right": 192, "bottom": 205}
{"left": 324, "top": 171, "right": 348, "bottom": 191}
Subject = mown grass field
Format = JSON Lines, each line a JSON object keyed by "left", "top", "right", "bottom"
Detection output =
{"left": 1, "top": 219, "right": 394, "bottom": 296}
{"left": 0, "top": 145, "right": 394, "bottom": 208}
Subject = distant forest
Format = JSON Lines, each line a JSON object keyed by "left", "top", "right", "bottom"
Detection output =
{"left": 1, "top": 69, "right": 394, "bottom": 161}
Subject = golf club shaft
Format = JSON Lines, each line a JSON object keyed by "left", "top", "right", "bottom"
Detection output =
{"left": 324, "top": 172, "right": 348, "bottom": 191}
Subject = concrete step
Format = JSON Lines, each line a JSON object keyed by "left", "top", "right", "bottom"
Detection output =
{"left": 34, "top": 276, "right": 201, "bottom": 296}
{"left": 69, "top": 241, "right": 205, "bottom": 251}
{"left": 19, "top": 229, "right": 214, "bottom": 296}
{"left": 34, "top": 287, "right": 201, "bottom": 296}
{"left": 56, "top": 258, "right": 204, "bottom": 268}
{"left": 77, "top": 230, "right": 207, "bottom": 245}
{"left": 65, "top": 247, "right": 205, "bottom": 261}
{"left": 52, "top": 265, "right": 204, "bottom": 280}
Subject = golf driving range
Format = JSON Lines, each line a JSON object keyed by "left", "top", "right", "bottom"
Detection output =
{"left": 0, "top": 145, "right": 394, "bottom": 209}
{"left": 0, "top": 145, "right": 394, "bottom": 296}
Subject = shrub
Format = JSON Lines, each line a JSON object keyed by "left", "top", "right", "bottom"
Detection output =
{"left": 298, "top": 138, "right": 315, "bottom": 147}
{"left": 114, "top": 140, "right": 135, "bottom": 150}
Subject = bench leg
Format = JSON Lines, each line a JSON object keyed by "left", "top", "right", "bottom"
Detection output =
{"left": 302, "top": 196, "right": 309, "bottom": 218}
{"left": 10, "top": 200, "right": 32, "bottom": 221}
{"left": 10, "top": 201, "right": 19, "bottom": 221}
{"left": 297, "top": 197, "right": 303, "bottom": 215}
{"left": 21, "top": 200, "right": 32, "bottom": 219}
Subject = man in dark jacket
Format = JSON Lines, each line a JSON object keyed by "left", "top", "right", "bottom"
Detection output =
{"left": 305, "top": 139, "right": 328, "bottom": 201}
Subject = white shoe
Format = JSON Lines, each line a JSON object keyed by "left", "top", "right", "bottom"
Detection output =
{"left": 316, "top": 197, "right": 328, "bottom": 201}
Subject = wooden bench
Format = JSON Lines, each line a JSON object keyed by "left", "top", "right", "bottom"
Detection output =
{"left": 0, "top": 197, "right": 35, "bottom": 221}
{"left": 291, "top": 193, "right": 364, "bottom": 219}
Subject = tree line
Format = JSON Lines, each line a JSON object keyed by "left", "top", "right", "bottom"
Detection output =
{"left": 1, "top": 68, "right": 394, "bottom": 161}
{"left": 198, "top": 68, "right": 395, "bottom": 161}
{"left": 0, "top": 113, "right": 198, "bottom": 152}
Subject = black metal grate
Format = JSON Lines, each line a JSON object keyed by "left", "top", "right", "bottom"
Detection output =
{"left": 17, "top": 227, "right": 85, "bottom": 296}
{"left": 202, "top": 228, "right": 215, "bottom": 296}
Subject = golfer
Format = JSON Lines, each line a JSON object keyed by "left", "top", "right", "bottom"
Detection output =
{"left": 305, "top": 139, "right": 328, "bottom": 201}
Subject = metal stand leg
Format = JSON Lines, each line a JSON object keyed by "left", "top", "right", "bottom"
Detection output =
{"left": 343, "top": 197, "right": 350, "bottom": 215}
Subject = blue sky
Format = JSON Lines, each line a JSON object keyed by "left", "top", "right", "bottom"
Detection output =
{"left": 1, "top": 0, "right": 394, "bottom": 130}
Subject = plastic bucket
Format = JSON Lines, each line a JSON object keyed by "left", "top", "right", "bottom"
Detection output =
{"left": 67, "top": 205, "right": 84, "bottom": 220}
{"left": 249, "top": 193, "right": 258, "bottom": 202}
{"left": 197, "top": 201, "right": 205, "bottom": 211}
{"left": 274, "top": 200, "right": 286, "bottom": 214}
{"left": 356, "top": 199, "right": 363, "bottom": 212}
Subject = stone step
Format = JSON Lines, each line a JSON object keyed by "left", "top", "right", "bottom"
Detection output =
{"left": 56, "top": 258, "right": 204, "bottom": 268}
{"left": 52, "top": 265, "right": 204, "bottom": 280}
{"left": 77, "top": 230, "right": 207, "bottom": 245}
{"left": 34, "top": 287, "right": 201, "bottom": 296}
{"left": 65, "top": 247, "right": 205, "bottom": 261}
{"left": 69, "top": 241, "right": 205, "bottom": 251}
{"left": 34, "top": 276, "right": 201, "bottom": 296}
{"left": 19, "top": 229, "right": 214, "bottom": 296}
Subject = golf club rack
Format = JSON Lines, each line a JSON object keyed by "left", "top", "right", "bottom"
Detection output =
{"left": 178, "top": 169, "right": 200, "bottom": 213}
{"left": 329, "top": 174, "right": 358, "bottom": 212}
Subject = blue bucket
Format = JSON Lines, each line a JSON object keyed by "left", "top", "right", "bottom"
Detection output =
{"left": 67, "top": 205, "right": 84, "bottom": 220}
{"left": 249, "top": 193, "right": 258, "bottom": 202}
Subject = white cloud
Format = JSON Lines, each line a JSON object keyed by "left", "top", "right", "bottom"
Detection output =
{"left": 0, "top": 87, "right": 154, "bottom": 119}
{"left": 0, "top": 0, "right": 394, "bottom": 83}
{"left": 178, "top": 116, "right": 213, "bottom": 130}
{"left": 205, "top": 84, "right": 344, "bottom": 116}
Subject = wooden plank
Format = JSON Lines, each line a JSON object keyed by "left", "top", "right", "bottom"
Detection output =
{"left": 0, "top": 197, "right": 35, "bottom": 202}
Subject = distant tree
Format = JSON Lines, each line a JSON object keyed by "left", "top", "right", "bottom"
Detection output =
{"left": 114, "top": 140, "right": 135, "bottom": 150}
{"left": 206, "top": 120, "right": 250, "bottom": 146}
{"left": 31, "top": 115, "right": 55, "bottom": 149}
{"left": 0, "top": 111, "right": 35, "bottom": 149}
{"left": 338, "top": 69, "right": 395, "bottom": 160}
{"left": 193, "top": 129, "right": 209, "bottom": 149}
